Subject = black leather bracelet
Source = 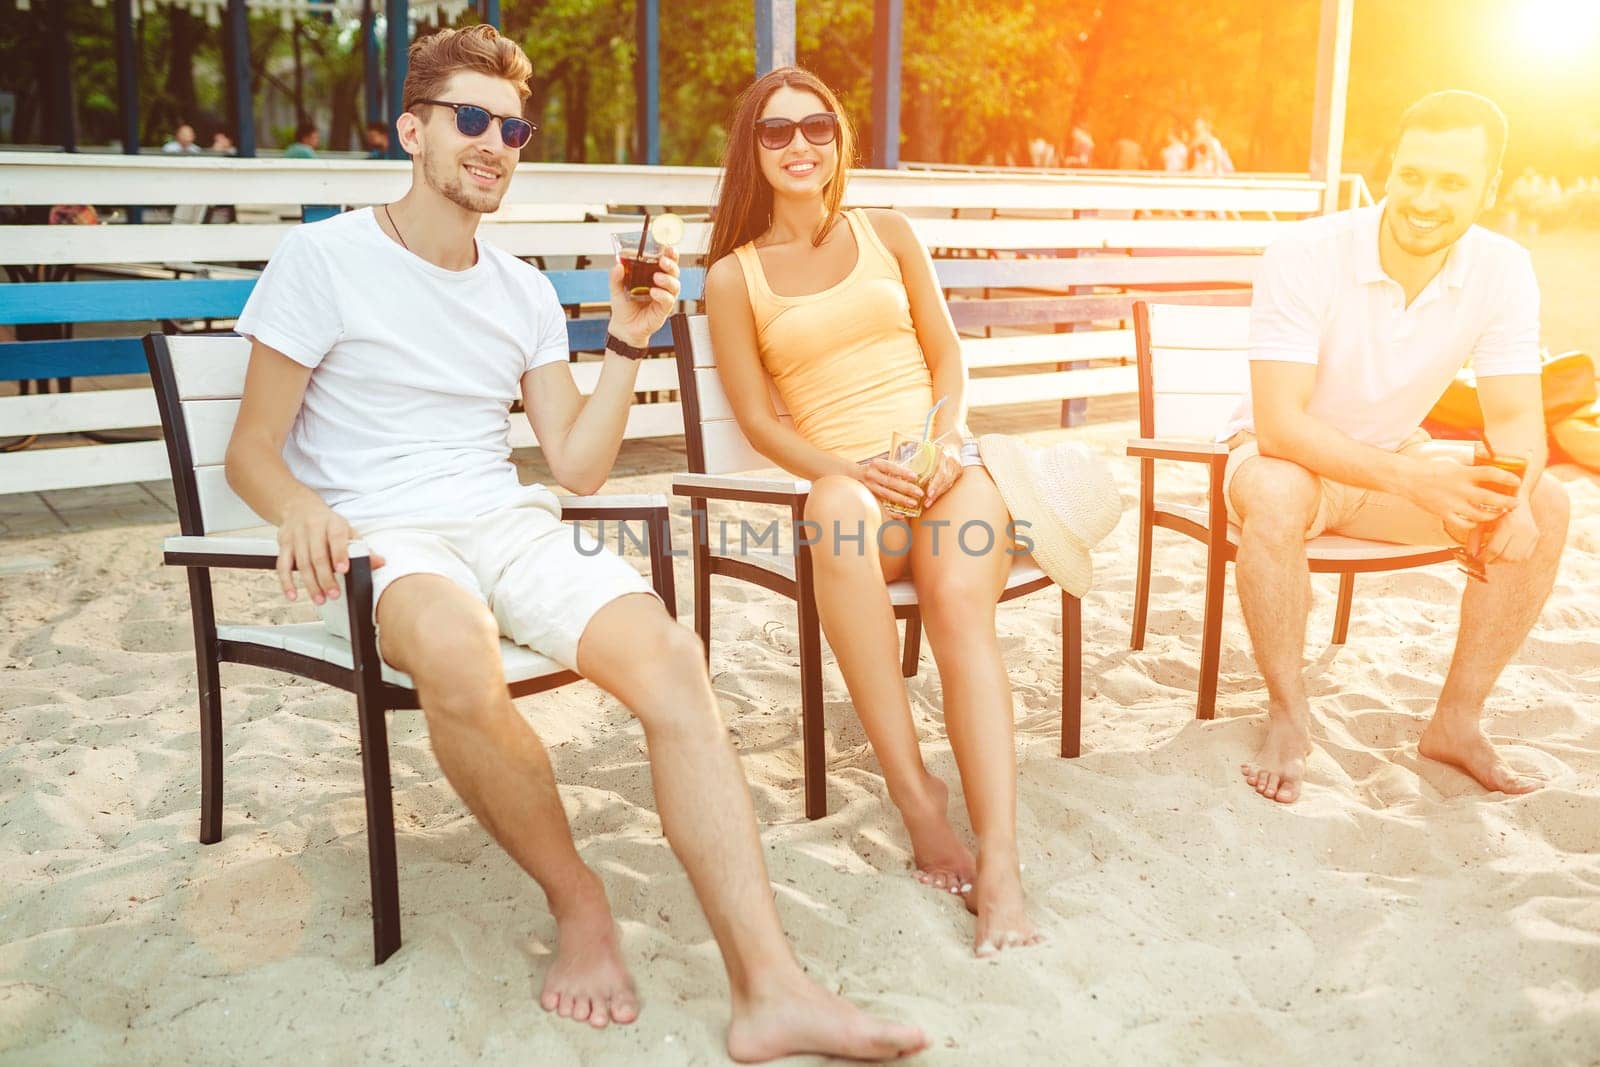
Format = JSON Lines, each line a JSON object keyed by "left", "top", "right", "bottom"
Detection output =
{"left": 604, "top": 332, "right": 651, "bottom": 361}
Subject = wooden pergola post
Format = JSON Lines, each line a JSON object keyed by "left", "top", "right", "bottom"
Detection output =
{"left": 754, "top": 0, "right": 795, "bottom": 77}
{"left": 1309, "top": 0, "right": 1354, "bottom": 213}
{"left": 869, "top": 0, "right": 902, "bottom": 169}
{"left": 362, "top": 0, "right": 382, "bottom": 130}
{"left": 635, "top": 0, "right": 660, "bottom": 164}
{"left": 225, "top": 0, "right": 256, "bottom": 157}
{"left": 114, "top": 0, "right": 139, "bottom": 154}
{"left": 45, "top": 0, "right": 78, "bottom": 152}
{"left": 385, "top": 0, "right": 409, "bottom": 159}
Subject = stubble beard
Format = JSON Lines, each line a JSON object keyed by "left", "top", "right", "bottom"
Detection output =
{"left": 422, "top": 150, "right": 504, "bottom": 215}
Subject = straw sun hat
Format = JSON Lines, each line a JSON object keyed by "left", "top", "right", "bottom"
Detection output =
{"left": 977, "top": 434, "right": 1123, "bottom": 597}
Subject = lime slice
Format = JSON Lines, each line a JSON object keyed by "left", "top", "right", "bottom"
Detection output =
{"left": 649, "top": 212, "right": 685, "bottom": 246}
{"left": 905, "top": 441, "right": 939, "bottom": 481}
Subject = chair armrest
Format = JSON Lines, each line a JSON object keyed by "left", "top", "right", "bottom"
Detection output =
{"left": 671, "top": 472, "right": 810, "bottom": 505}
{"left": 556, "top": 495, "right": 677, "bottom": 619}
{"left": 1126, "top": 438, "right": 1230, "bottom": 464}
{"left": 163, "top": 535, "right": 371, "bottom": 570}
{"left": 556, "top": 493, "right": 669, "bottom": 521}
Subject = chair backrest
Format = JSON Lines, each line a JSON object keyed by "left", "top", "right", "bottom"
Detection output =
{"left": 1133, "top": 300, "right": 1254, "bottom": 441}
{"left": 670, "top": 314, "right": 793, "bottom": 476}
{"left": 144, "top": 333, "right": 269, "bottom": 536}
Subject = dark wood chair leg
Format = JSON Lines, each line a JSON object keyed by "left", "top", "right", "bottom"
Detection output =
{"left": 186, "top": 568, "right": 224, "bottom": 844}
{"left": 1060, "top": 591, "right": 1082, "bottom": 758}
{"left": 1332, "top": 572, "right": 1354, "bottom": 645}
{"left": 355, "top": 681, "right": 402, "bottom": 965}
{"left": 1131, "top": 459, "right": 1154, "bottom": 650}
{"left": 691, "top": 499, "right": 711, "bottom": 666}
{"left": 1196, "top": 543, "right": 1227, "bottom": 721}
{"left": 796, "top": 583, "right": 828, "bottom": 821}
{"left": 347, "top": 561, "right": 401, "bottom": 965}
{"left": 901, "top": 611, "right": 921, "bottom": 678}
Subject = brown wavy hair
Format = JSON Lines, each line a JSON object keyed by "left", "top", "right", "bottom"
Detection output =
{"left": 403, "top": 25, "right": 532, "bottom": 113}
{"left": 706, "top": 67, "right": 857, "bottom": 266}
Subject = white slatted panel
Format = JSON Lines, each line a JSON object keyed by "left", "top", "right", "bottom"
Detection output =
{"left": 505, "top": 401, "right": 683, "bottom": 449}
{"left": 0, "top": 388, "right": 158, "bottom": 435}
{"left": 1152, "top": 394, "right": 1245, "bottom": 441}
{"left": 194, "top": 465, "right": 269, "bottom": 533}
{"left": 699, "top": 420, "right": 785, "bottom": 476}
{"left": 1146, "top": 303, "right": 1254, "bottom": 350}
{"left": 1144, "top": 302, "right": 1253, "bottom": 441}
{"left": 962, "top": 330, "right": 1134, "bottom": 370}
{"left": 169, "top": 335, "right": 252, "bottom": 399}
{"left": 692, "top": 367, "right": 790, "bottom": 423}
{"left": 568, "top": 358, "right": 680, "bottom": 394}
{"left": 0, "top": 440, "right": 170, "bottom": 494}
{"left": 181, "top": 399, "right": 241, "bottom": 467}
{"left": 1149, "top": 346, "right": 1251, "bottom": 394}
{"left": 968, "top": 365, "right": 1138, "bottom": 407}
{"left": 686, "top": 316, "right": 717, "bottom": 367}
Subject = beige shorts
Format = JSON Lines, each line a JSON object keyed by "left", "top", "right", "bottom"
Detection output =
{"left": 318, "top": 498, "right": 655, "bottom": 671}
{"left": 1222, "top": 429, "right": 1469, "bottom": 546}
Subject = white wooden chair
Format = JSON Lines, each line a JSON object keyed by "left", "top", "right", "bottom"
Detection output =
{"left": 668, "top": 313, "right": 1082, "bottom": 821}
{"left": 1126, "top": 300, "right": 1454, "bottom": 719}
{"left": 144, "top": 333, "right": 676, "bottom": 965}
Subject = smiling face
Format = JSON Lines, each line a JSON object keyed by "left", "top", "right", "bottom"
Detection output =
{"left": 1382, "top": 125, "right": 1500, "bottom": 258}
{"left": 756, "top": 86, "right": 838, "bottom": 202}
{"left": 404, "top": 70, "right": 523, "bottom": 215}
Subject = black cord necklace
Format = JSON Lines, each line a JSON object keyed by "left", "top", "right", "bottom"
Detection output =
{"left": 382, "top": 203, "right": 410, "bottom": 251}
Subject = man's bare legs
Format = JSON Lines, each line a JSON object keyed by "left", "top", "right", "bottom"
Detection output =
{"left": 1229, "top": 458, "right": 1324, "bottom": 804}
{"left": 805, "top": 475, "right": 976, "bottom": 895}
{"left": 378, "top": 576, "right": 637, "bottom": 1029}
{"left": 1420, "top": 476, "right": 1569, "bottom": 792}
{"left": 909, "top": 471, "right": 1040, "bottom": 956}
{"left": 379, "top": 577, "right": 926, "bottom": 1061}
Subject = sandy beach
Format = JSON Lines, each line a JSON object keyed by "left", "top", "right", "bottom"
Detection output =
{"left": 3, "top": 234, "right": 1599, "bottom": 1064}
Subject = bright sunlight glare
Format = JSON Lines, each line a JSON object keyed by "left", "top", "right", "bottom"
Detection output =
{"left": 1515, "top": 0, "right": 1600, "bottom": 64}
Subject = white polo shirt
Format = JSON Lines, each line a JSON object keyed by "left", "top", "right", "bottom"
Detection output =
{"left": 1219, "top": 203, "right": 1541, "bottom": 450}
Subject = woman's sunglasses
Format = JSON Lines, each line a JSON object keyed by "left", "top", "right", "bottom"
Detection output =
{"left": 416, "top": 99, "right": 536, "bottom": 150}
{"left": 755, "top": 112, "right": 840, "bottom": 151}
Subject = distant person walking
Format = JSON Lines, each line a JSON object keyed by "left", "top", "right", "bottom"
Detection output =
{"left": 210, "top": 130, "right": 236, "bottom": 155}
{"left": 284, "top": 120, "right": 320, "bottom": 159}
{"left": 1193, "top": 117, "right": 1235, "bottom": 173}
{"left": 1161, "top": 128, "right": 1189, "bottom": 172}
{"left": 365, "top": 120, "right": 390, "bottom": 159}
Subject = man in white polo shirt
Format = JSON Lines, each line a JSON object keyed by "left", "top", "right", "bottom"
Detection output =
{"left": 1221, "top": 90, "right": 1570, "bottom": 805}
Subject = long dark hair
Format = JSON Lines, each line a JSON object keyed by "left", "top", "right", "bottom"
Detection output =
{"left": 706, "top": 66, "right": 857, "bottom": 267}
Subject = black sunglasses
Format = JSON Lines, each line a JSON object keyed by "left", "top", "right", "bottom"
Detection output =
{"left": 416, "top": 99, "right": 536, "bottom": 149}
{"left": 755, "top": 112, "right": 839, "bottom": 151}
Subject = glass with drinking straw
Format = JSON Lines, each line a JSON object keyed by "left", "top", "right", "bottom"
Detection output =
{"left": 1453, "top": 441, "right": 1528, "bottom": 583}
{"left": 882, "top": 396, "right": 949, "bottom": 520}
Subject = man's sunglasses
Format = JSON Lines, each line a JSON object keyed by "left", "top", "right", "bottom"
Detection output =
{"left": 755, "top": 112, "right": 840, "bottom": 151}
{"left": 416, "top": 99, "right": 536, "bottom": 149}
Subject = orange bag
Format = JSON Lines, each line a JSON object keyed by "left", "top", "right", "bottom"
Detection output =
{"left": 1424, "top": 350, "right": 1597, "bottom": 441}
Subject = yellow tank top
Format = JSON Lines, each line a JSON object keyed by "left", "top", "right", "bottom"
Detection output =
{"left": 732, "top": 209, "right": 935, "bottom": 463}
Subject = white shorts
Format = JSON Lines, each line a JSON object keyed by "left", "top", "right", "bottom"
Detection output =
{"left": 317, "top": 499, "right": 656, "bottom": 671}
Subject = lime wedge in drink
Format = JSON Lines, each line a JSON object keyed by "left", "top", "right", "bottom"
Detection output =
{"left": 905, "top": 440, "right": 939, "bottom": 481}
{"left": 650, "top": 212, "right": 685, "bottom": 246}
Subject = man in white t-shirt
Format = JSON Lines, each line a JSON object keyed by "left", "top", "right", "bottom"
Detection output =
{"left": 1221, "top": 91, "right": 1570, "bottom": 805}
{"left": 226, "top": 25, "right": 923, "bottom": 1063}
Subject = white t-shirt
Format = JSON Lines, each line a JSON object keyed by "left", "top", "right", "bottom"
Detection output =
{"left": 1220, "top": 203, "right": 1541, "bottom": 450}
{"left": 234, "top": 208, "right": 571, "bottom": 528}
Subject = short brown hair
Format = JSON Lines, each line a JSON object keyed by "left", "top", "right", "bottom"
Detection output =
{"left": 402, "top": 25, "right": 532, "bottom": 113}
{"left": 1396, "top": 90, "right": 1508, "bottom": 173}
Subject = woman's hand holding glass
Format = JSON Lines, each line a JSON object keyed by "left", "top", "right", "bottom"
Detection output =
{"left": 918, "top": 445, "right": 964, "bottom": 509}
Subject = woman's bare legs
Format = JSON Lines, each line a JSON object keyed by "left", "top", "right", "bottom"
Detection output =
{"left": 804, "top": 475, "right": 977, "bottom": 893}
{"left": 909, "top": 470, "right": 1040, "bottom": 955}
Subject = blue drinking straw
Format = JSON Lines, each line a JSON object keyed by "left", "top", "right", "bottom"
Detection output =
{"left": 922, "top": 395, "right": 948, "bottom": 442}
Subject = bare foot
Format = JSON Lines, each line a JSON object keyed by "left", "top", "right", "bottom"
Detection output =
{"left": 900, "top": 775, "right": 976, "bottom": 898}
{"left": 1240, "top": 708, "right": 1313, "bottom": 804}
{"left": 971, "top": 848, "right": 1042, "bottom": 957}
{"left": 1419, "top": 717, "right": 1543, "bottom": 795}
{"left": 538, "top": 880, "right": 639, "bottom": 1030}
{"left": 726, "top": 970, "right": 928, "bottom": 1063}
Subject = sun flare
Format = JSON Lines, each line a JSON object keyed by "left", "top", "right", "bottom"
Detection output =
{"left": 1515, "top": 0, "right": 1600, "bottom": 63}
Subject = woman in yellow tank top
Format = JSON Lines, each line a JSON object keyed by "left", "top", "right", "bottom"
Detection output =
{"left": 705, "top": 67, "right": 1040, "bottom": 957}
